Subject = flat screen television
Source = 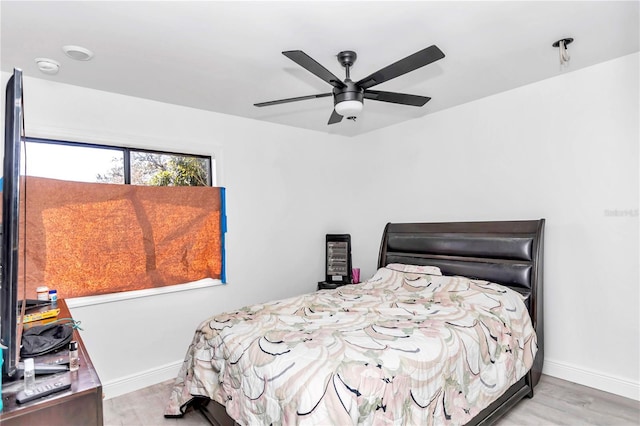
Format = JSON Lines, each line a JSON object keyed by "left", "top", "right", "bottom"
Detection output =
{"left": 1, "top": 68, "right": 26, "bottom": 379}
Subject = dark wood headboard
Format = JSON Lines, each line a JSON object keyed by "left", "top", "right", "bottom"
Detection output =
{"left": 377, "top": 220, "right": 545, "bottom": 390}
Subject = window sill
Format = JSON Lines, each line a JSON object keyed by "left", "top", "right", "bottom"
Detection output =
{"left": 65, "top": 278, "right": 224, "bottom": 308}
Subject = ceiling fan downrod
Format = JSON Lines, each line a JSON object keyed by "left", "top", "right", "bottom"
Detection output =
{"left": 337, "top": 50, "right": 357, "bottom": 80}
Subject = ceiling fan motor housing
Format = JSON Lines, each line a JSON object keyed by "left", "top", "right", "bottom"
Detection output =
{"left": 333, "top": 80, "right": 364, "bottom": 105}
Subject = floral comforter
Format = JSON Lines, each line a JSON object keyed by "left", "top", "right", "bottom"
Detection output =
{"left": 165, "top": 265, "right": 537, "bottom": 425}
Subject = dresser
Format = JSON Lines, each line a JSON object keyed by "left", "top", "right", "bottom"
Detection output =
{"left": 0, "top": 299, "right": 103, "bottom": 425}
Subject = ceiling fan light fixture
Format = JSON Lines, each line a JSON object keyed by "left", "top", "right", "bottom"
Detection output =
{"left": 335, "top": 100, "right": 363, "bottom": 118}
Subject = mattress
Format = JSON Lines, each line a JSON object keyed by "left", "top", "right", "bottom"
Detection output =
{"left": 165, "top": 265, "right": 537, "bottom": 425}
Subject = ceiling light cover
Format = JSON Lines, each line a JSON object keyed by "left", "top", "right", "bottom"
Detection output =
{"left": 62, "top": 45, "right": 94, "bottom": 61}
{"left": 35, "top": 58, "right": 60, "bottom": 75}
{"left": 335, "top": 100, "right": 363, "bottom": 117}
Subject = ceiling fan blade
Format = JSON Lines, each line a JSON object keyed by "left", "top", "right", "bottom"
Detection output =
{"left": 356, "top": 45, "right": 445, "bottom": 90}
{"left": 282, "top": 50, "right": 346, "bottom": 89}
{"left": 364, "top": 90, "right": 431, "bottom": 107}
{"left": 254, "top": 93, "right": 332, "bottom": 107}
{"left": 328, "top": 109, "right": 343, "bottom": 125}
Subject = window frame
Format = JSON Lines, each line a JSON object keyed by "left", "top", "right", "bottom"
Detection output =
{"left": 25, "top": 137, "right": 214, "bottom": 186}
{"left": 22, "top": 136, "right": 223, "bottom": 308}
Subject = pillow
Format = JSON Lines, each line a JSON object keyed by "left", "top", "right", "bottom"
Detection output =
{"left": 385, "top": 263, "right": 442, "bottom": 276}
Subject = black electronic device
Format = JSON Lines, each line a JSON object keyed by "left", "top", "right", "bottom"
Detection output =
{"left": 20, "top": 299, "right": 54, "bottom": 312}
{"left": 0, "top": 69, "right": 65, "bottom": 384}
{"left": 15, "top": 372, "right": 71, "bottom": 404}
{"left": 2, "top": 68, "right": 25, "bottom": 380}
{"left": 325, "top": 234, "right": 352, "bottom": 284}
{"left": 17, "top": 362, "right": 69, "bottom": 375}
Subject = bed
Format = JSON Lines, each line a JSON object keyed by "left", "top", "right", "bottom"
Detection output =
{"left": 165, "top": 219, "right": 545, "bottom": 425}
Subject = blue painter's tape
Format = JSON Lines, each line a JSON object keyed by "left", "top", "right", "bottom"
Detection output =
{"left": 1, "top": 353, "right": 3, "bottom": 411}
{"left": 220, "top": 187, "right": 227, "bottom": 284}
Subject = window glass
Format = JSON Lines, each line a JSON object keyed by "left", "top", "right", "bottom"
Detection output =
{"left": 25, "top": 141, "right": 124, "bottom": 184}
{"left": 130, "top": 151, "right": 210, "bottom": 186}
{"left": 24, "top": 139, "right": 213, "bottom": 187}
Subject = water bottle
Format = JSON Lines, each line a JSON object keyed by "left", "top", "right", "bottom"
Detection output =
{"left": 69, "top": 341, "right": 79, "bottom": 372}
{"left": 23, "top": 358, "right": 35, "bottom": 392}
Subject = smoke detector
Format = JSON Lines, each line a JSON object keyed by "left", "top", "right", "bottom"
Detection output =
{"left": 35, "top": 58, "right": 61, "bottom": 75}
{"left": 62, "top": 45, "right": 94, "bottom": 61}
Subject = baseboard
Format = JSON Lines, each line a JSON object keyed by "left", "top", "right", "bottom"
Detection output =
{"left": 543, "top": 358, "right": 639, "bottom": 401}
{"left": 103, "top": 357, "right": 640, "bottom": 402}
{"left": 102, "top": 360, "right": 183, "bottom": 400}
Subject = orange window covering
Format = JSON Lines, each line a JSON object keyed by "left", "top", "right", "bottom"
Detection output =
{"left": 19, "top": 176, "right": 222, "bottom": 299}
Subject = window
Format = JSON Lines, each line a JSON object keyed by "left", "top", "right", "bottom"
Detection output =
{"left": 25, "top": 138, "right": 214, "bottom": 186}
{"left": 19, "top": 138, "right": 225, "bottom": 300}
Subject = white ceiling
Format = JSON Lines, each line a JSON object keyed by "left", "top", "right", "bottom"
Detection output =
{"left": 1, "top": 1, "right": 638, "bottom": 137}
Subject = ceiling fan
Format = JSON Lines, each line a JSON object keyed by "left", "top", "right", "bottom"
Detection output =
{"left": 254, "top": 45, "right": 445, "bottom": 125}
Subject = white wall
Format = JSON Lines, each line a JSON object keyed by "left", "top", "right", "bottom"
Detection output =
{"left": 1, "top": 52, "right": 637, "bottom": 402}
{"left": 0, "top": 72, "right": 362, "bottom": 397}
{"left": 347, "top": 53, "right": 639, "bottom": 400}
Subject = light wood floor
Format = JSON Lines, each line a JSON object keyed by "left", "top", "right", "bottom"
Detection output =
{"left": 102, "top": 374, "right": 639, "bottom": 425}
